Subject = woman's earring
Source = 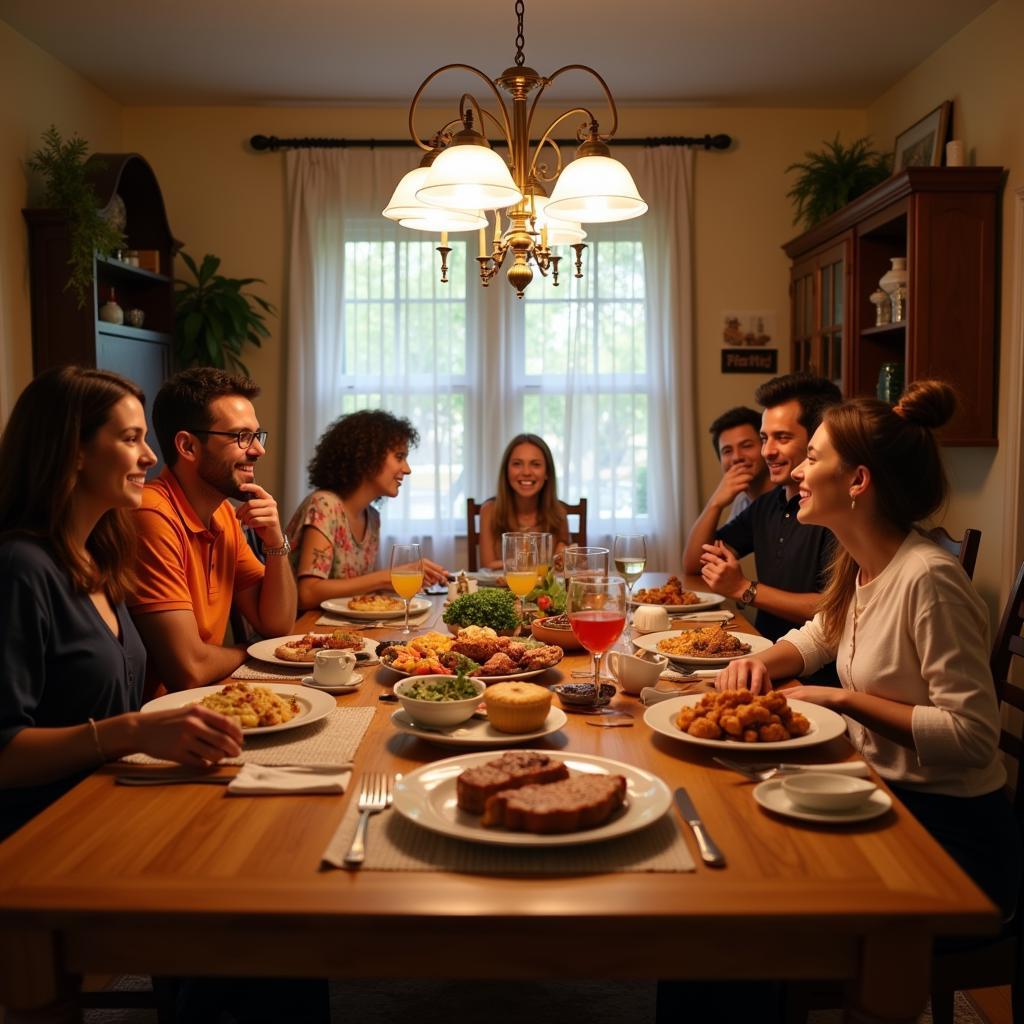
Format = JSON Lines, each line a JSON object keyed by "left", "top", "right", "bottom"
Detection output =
{"left": 850, "top": 496, "right": 857, "bottom": 510}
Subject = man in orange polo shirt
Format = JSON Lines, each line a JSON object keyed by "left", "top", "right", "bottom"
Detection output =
{"left": 130, "top": 368, "right": 297, "bottom": 696}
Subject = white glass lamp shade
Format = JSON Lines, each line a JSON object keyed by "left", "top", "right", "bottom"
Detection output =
{"left": 545, "top": 155, "right": 648, "bottom": 224}
{"left": 531, "top": 196, "right": 587, "bottom": 245}
{"left": 416, "top": 144, "right": 521, "bottom": 212}
{"left": 383, "top": 166, "right": 432, "bottom": 221}
{"left": 400, "top": 208, "right": 488, "bottom": 232}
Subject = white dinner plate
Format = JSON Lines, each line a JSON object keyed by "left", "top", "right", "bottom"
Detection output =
{"left": 629, "top": 590, "right": 726, "bottom": 613}
{"left": 752, "top": 778, "right": 892, "bottom": 824}
{"left": 472, "top": 568, "right": 503, "bottom": 588}
{"left": 633, "top": 629, "right": 773, "bottom": 665}
{"left": 247, "top": 634, "right": 378, "bottom": 667}
{"left": 393, "top": 749, "right": 672, "bottom": 847}
{"left": 390, "top": 706, "right": 568, "bottom": 748}
{"left": 643, "top": 694, "right": 848, "bottom": 751}
{"left": 140, "top": 682, "right": 335, "bottom": 736}
{"left": 320, "top": 596, "right": 431, "bottom": 619}
{"left": 301, "top": 671, "right": 364, "bottom": 695}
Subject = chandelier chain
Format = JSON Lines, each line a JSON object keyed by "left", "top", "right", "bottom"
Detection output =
{"left": 514, "top": 0, "right": 525, "bottom": 66}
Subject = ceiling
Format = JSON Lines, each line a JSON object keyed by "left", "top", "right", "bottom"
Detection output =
{"left": 0, "top": 0, "right": 995, "bottom": 108}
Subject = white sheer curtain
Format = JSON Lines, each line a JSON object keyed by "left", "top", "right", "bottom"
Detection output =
{"left": 285, "top": 143, "right": 697, "bottom": 572}
{"left": 284, "top": 147, "right": 465, "bottom": 565}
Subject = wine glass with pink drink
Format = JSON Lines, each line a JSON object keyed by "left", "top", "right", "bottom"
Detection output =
{"left": 567, "top": 575, "right": 628, "bottom": 708}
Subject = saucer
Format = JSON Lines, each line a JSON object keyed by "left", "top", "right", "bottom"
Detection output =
{"left": 301, "top": 671, "right": 364, "bottom": 695}
{"left": 752, "top": 778, "right": 892, "bottom": 824}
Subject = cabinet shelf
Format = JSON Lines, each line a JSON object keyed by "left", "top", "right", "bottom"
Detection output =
{"left": 783, "top": 166, "right": 1001, "bottom": 446}
{"left": 24, "top": 153, "right": 182, "bottom": 465}
{"left": 861, "top": 323, "right": 907, "bottom": 338}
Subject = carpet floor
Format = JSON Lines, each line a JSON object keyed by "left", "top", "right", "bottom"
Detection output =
{"left": 72, "top": 978, "right": 986, "bottom": 1024}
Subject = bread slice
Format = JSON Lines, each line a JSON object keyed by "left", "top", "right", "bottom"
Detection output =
{"left": 481, "top": 774, "right": 627, "bottom": 834}
{"left": 456, "top": 751, "right": 569, "bottom": 814}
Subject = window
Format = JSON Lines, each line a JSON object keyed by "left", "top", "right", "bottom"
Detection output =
{"left": 335, "top": 219, "right": 651, "bottom": 548}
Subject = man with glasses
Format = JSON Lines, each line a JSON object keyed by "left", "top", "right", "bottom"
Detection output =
{"left": 129, "top": 368, "right": 297, "bottom": 697}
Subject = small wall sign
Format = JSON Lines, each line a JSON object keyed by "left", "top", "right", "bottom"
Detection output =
{"left": 721, "top": 349, "right": 778, "bottom": 374}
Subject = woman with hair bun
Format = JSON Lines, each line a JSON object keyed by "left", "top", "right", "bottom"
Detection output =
{"left": 716, "top": 380, "right": 1021, "bottom": 920}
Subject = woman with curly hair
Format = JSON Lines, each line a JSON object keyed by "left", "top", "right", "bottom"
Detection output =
{"left": 478, "top": 434, "right": 570, "bottom": 570}
{"left": 716, "top": 380, "right": 1021, "bottom": 923}
{"left": 286, "top": 410, "right": 447, "bottom": 610}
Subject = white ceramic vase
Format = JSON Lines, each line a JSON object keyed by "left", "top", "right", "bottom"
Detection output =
{"left": 879, "top": 257, "right": 908, "bottom": 296}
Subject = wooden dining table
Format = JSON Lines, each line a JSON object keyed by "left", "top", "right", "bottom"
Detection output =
{"left": 0, "top": 574, "right": 999, "bottom": 1023}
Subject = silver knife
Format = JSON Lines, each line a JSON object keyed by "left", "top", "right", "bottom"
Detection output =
{"left": 674, "top": 787, "right": 726, "bottom": 868}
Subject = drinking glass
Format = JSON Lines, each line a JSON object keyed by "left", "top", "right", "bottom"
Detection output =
{"left": 389, "top": 543, "right": 424, "bottom": 635}
{"left": 562, "top": 545, "right": 610, "bottom": 592}
{"left": 529, "top": 532, "right": 554, "bottom": 585}
{"left": 567, "top": 575, "right": 627, "bottom": 707}
{"left": 502, "top": 532, "right": 540, "bottom": 623}
{"left": 612, "top": 534, "right": 647, "bottom": 643}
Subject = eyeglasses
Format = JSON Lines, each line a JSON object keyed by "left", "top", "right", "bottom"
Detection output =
{"left": 189, "top": 429, "right": 268, "bottom": 450}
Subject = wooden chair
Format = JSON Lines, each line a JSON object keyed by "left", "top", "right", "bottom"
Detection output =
{"left": 465, "top": 497, "right": 588, "bottom": 572}
{"left": 926, "top": 526, "right": 982, "bottom": 580}
{"left": 928, "top": 558, "right": 1024, "bottom": 1024}
{"left": 787, "top": 561, "right": 1024, "bottom": 1024}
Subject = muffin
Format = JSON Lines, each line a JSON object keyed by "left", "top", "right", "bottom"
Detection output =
{"left": 483, "top": 682, "right": 553, "bottom": 734}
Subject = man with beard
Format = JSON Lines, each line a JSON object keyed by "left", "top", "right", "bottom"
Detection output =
{"left": 683, "top": 373, "right": 841, "bottom": 646}
{"left": 130, "top": 368, "right": 297, "bottom": 697}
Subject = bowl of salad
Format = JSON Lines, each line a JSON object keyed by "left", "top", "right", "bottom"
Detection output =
{"left": 392, "top": 675, "right": 487, "bottom": 727}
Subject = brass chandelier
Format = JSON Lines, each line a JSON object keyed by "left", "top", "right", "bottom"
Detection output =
{"left": 382, "top": 0, "right": 648, "bottom": 297}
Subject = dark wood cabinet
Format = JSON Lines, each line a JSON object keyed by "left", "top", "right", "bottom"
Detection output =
{"left": 23, "top": 153, "right": 181, "bottom": 462}
{"left": 783, "top": 167, "right": 1002, "bottom": 445}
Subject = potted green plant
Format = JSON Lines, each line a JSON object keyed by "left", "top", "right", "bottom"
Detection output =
{"left": 173, "top": 251, "right": 276, "bottom": 374}
{"left": 786, "top": 135, "right": 892, "bottom": 229}
{"left": 27, "top": 126, "right": 124, "bottom": 307}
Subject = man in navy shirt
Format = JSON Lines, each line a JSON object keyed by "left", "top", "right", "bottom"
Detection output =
{"left": 683, "top": 373, "right": 841, "bottom": 642}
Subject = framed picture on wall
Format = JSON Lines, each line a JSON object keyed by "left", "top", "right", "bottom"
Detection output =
{"left": 893, "top": 101, "right": 952, "bottom": 171}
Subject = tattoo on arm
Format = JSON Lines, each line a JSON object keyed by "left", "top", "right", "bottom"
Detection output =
{"left": 311, "top": 543, "right": 333, "bottom": 577}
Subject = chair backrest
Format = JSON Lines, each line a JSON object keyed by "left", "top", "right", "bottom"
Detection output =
{"left": 992, "top": 560, "right": 1024, "bottom": 787}
{"left": 465, "top": 497, "right": 588, "bottom": 572}
{"left": 926, "top": 525, "right": 982, "bottom": 580}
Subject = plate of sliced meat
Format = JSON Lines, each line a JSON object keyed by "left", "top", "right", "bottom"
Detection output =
{"left": 392, "top": 749, "right": 672, "bottom": 846}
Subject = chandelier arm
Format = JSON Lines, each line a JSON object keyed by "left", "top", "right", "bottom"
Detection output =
{"left": 543, "top": 64, "right": 620, "bottom": 138}
{"left": 530, "top": 136, "right": 563, "bottom": 184}
{"left": 407, "top": 64, "right": 513, "bottom": 150}
{"left": 528, "top": 107, "right": 597, "bottom": 180}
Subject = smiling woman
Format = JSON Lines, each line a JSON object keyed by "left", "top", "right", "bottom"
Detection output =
{"left": 0, "top": 367, "right": 243, "bottom": 841}
{"left": 285, "top": 408, "right": 448, "bottom": 610}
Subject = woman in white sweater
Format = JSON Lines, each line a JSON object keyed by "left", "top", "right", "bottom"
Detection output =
{"left": 717, "top": 380, "right": 1020, "bottom": 920}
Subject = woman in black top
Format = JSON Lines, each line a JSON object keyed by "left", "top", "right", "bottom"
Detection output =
{"left": 0, "top": 367, "right": 243, "bottom": 840}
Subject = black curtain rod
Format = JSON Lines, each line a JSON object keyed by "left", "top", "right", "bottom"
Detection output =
{"left": 249, "top": 133, "right": 731, "bottom": 153}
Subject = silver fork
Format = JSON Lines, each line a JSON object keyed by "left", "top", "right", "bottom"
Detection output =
{"left": 343, "top": 773, "right": 392, "bottom": 866}
{"left": 713, "top": 758, "right": 787, "bottom": 783}
{"left": 713, "top": 756, "right": 868, "bottom": 782}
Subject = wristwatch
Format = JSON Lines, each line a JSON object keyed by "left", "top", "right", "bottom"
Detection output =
{"left": 737, "top": 579, "right": 758, "bottom": 608}
{"left": 262, "top": 537, "right": 291, "bottom": 558}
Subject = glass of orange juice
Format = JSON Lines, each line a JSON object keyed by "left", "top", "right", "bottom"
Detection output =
{"left": 389, "top": 542, "right": 424, "bottom": 635}
{"left": 529, "top": 532, "right": 553, "bottom": 585}
{"left": 502, "top": 532, "right": 539, "bottom": 624}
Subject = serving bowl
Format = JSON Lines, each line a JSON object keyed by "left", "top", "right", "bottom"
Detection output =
{"left": 393, "top": 675, "right": 487, "bottom": 727}
{"left": 781, "top": 772, "right": 878, "bottom": 812}
{"left": 530, "top": 615, "right": 584, "bottom": 650}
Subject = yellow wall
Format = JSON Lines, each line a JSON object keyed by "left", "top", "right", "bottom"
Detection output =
{"left": 116, "top": 103, "right": 865, "bottom": 501}
{"left": 0, "top": 19, "right": 121, "bottom": 419}
{"left": 867, "top": 0, "right": 1024, "bottom": 615}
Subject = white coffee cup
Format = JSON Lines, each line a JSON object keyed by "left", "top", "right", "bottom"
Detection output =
{"left": 632, "top": 604, "right": 670, "bottom": 634}
{"left": 607, "top": 650, "right": 670, "bottom": 694}
{"left": 313, "top": 649, "right": 357, "bottom": 686}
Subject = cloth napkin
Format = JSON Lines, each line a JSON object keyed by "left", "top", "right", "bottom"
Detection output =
{"left": 641, "top": 683, "right": 709, "bottom": 705}
{"left": 232, "top": 659, "right": 308, "bottom": 680}
{"left": 226, "top": 762, "right": 352, "bottom": 795}
{"left": 315, "top": 608, "right": 433, "bottom": 628}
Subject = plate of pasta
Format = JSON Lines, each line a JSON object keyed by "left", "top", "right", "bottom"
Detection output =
{"left": 140, "top": 682, "right": 335, "bottom": 736}
{"left": 633, "top": 628, "right": 773, "bottom": 665}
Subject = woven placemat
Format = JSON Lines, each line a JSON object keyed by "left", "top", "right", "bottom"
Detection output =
{"left": 326, "top": 801, "right": 694, "bottom": 874}
{"left": 123, "top": 707, "right": 375, "bottom": 766}
{"left": 232, "top": 658, "right": 309, "bottom": 680}
{"left": 315, "top": 609, "right": 434, "bottom": 628}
